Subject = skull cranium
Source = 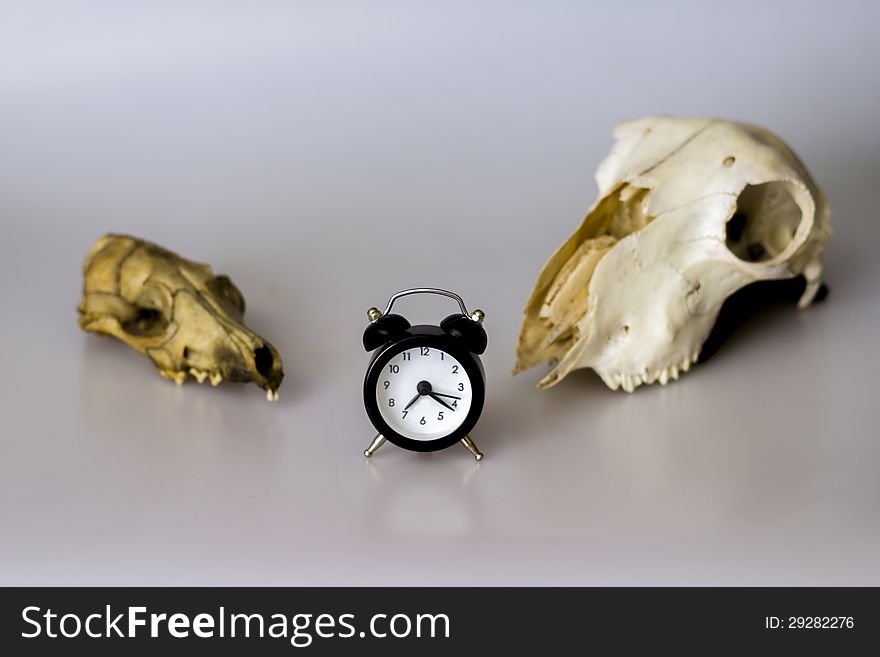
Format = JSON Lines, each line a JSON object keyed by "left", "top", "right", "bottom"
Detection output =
{"left": 78, "top": 234, "right": 284, "bottom": 400}
{"left": 516, "top": 116, "right": 831, "bottom": 392}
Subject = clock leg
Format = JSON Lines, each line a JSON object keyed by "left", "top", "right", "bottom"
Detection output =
{"left": 460, "top": 435, "right": 484, "bottom": 461}
{"left": 364, "top": 434, "right": 386, "bottom": 458}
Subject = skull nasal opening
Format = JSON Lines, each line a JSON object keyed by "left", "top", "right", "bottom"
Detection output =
{"left": 725, "top": 181, "right": 803, "bottom": 262}
{"left": 254, "top": 345, "right": 274, "bottom": 376}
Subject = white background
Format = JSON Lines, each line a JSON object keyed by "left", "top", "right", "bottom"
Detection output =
{"left": 1, "top": 0, "right": 878, "bottom": 584}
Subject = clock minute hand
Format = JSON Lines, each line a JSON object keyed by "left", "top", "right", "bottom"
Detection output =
{"left": 404, "top": 393, "right": 422, "bottom": 410}
{"left": 429, "top": 393, "right": 455, "bottom": 411}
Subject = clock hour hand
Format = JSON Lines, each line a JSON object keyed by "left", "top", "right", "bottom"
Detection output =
{"left": 405, "top": 380, "right": 434, "bottom": 411}
{"left": 428, "top": 393, "right": 455, "bottom": 412}
{"left": 430, "top": 392, "right": 461, "bottom": 400}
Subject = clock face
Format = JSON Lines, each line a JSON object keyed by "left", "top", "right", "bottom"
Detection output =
{"left": 375, "top": 345, "right": 473, "bottom": 442}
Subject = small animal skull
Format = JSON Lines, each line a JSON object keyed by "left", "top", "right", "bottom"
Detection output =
{"left": 516, "top": 116, "right": 831, "bottom": 392}
{"left": 78, "top": 234, "right": 284, "bottom": 400}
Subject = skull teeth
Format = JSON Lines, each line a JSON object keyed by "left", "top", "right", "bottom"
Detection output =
{"left": 603, "top": 372, "right": 621, "bottom": 390}
{"left": 161, "top": 367, "right": 276, "bottom": 399}
{"left": 603, "top": 353, "right": 700, "bottom": 392}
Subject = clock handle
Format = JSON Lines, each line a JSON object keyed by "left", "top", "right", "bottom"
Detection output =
{"left": 366, "top": 287, "right": 486, "bottom": 353}
{"left": 381, "top": 288, "right": 471, "bottom": 318}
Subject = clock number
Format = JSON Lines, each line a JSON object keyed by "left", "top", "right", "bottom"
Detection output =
{"left": 388, "top": 398, "right": 395, "bottom": 407}
{"left": 389, "top": 364, "right": 399, "bottom": 374}
{"left": 402, "top": 410, "right": 408, "bottom": 419}
{"left": 402, "top": 352, "right": 411, "bottom": 361}
{"left": 451, "top": 365, "right": 458, "bottom": 374}
{"left": 420, "top": 417, "right": 426, "bottom": 425}
{"left": 451, "top": 399, "right": 457, "bottom": 408}
{"left": 437, "top": 411, "right": 444, "bottom": 421}
{"left": 420, "top": 347, "right": 430, "bottom": 356}
{"left": 458, "top": 382, "right": 465, "bottom": 391}
{"left": 383, "top": 381, "right": 390, "bottom": 389}
{"left": 440, "top": 352, "right": 444, "bottom": 361}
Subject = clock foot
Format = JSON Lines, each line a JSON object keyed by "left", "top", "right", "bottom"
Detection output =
{"left": 364, "top": 434, "right": 386, "bottom": 458}
{"left": 460, "top": 435, "right": 484, "bottom": 461}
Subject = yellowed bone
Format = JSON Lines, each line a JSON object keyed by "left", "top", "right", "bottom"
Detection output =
{"left": 78, "top": 234, "right": 284, "bottom": 400}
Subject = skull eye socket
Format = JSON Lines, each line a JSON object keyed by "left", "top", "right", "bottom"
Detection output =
{"left": 122, "top": 304, "right": 169, "bottom": 336}
{"left": 254, "top": 345, "right": 274, "bottom": 376}
{"left": 725, "top": 182, "right": 802, "bottom": 263}
{"left": 119, "top": 286, "right": 171, "bottom": 337}
{"left": 208, "top": 275, "right": 246, "bottom": 315}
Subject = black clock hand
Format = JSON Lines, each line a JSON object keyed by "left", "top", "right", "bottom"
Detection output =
{"left": 430, "top": 392, "right": 461, "bottom": 400}
{"left": 429, "top": 393, "right": 455, "bottom": 411}
{"left": 405, "top": 380, "right": 434, "bottom": 410}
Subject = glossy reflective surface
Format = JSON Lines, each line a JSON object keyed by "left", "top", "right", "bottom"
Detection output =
{"left": 1, "top": 1, "right": 878, "bottom": 585}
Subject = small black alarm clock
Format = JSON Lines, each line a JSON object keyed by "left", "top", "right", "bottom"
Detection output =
{"left": 362, "top": 288, "right": 487, "bottom": 460}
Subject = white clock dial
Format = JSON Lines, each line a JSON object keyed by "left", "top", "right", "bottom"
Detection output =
{"left": 376, "top": 346, "right": 473, "bottom": 441}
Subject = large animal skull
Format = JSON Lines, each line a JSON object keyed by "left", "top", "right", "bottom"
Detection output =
{"left": 78, "top": 234, "right": 284, "bottom": 400}
{"left": 516, "top": 116, "right": 831, "bottom": 392}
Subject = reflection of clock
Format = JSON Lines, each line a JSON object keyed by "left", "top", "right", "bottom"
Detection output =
{"left": 362, "top": 288, "right": 487, "bottom": 460}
